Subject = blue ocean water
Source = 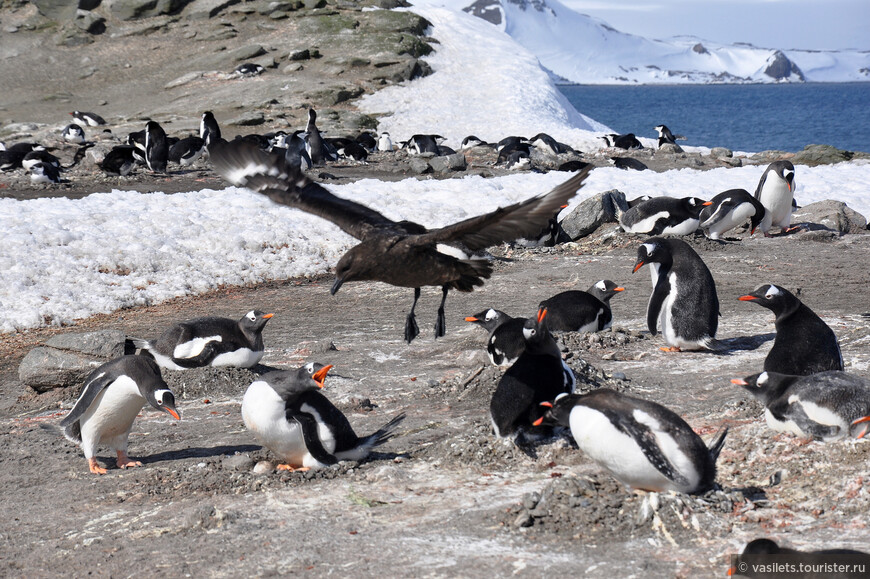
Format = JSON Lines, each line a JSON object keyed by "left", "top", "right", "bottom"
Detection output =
{"left": 558, "top": 83, "right": 870, "bottom": 153}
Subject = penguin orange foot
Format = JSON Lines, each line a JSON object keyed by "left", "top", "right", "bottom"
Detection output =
{"left": 116, "top": 451, "right": 142, "bottom": 469}
{"left": 660, "top": 346, "right": 682, "bottom": 352}
{"left": 88, "top": 458, "right": 107, "bottom": 475}
{"left": 277, "top": 464, "right": 310, "bottom": 472}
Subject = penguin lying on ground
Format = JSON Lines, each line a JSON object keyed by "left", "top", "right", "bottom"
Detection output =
{"left": 539, "top": 279, "right": 625, "bottom": 332}
{"left": 466, "top": 308, "right": 528, "bottom": 366}
{"left": 535, "top": 390, "right": 727, "bottom": 494}
{"left": 132, "top": 310, "right": 274, "bottom": 370}
{"left": 618, "top": 196, "right": 712, "bottom": 236}
{"left": 738, "top": 284, "right": 843, "bottom": 375}
{"left": 242, "top": 364, "right": 406, "bottom": 471}
{"left": 699, "top": 189, "right": 766, "bottom": 240}
{"left": 634, "top": 237, "right": 720, "bottom": 352}
{"left": 732, "top": 371, "right": 870, "bottom": 441}
{"left": 53, "top": 356, "right": 180, "bottom": 475}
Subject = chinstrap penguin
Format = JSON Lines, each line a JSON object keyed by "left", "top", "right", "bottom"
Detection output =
{"left": 738, "top": 284, "right": 843, "bottom": 375}
{"left": 132, "top": 310, "right": 274, "bottom": 370}
{"left": 466, "top": 308, "right": 528, "bottom": 366}
{"left": 699, "top": 189, "right": 766, "bottom": 240}
{"left": 70, "top": 111, "right": 106, "bottom": 127}
{"left": 754, "top": 160, "right": 796, "bottom": 236}
{"left": 144, "top": 120, "right": 169, "bottom": 173}
{"left": 601, "top": 133, "right": 642, "bottom": 150}
{"left": 28, "top": 161, "right": 61, "bottom": 183}
{"left": 618, "top": 196, "right": 711, "bottom": 236}
{"left": 100, "top": 145, "right": 138, "bottom": 176}
{"left": 534, "top": 390, "right": 727, "bottom": 493}
{"left": 377, "top": 132, "right": 393, "bottom": 152}
{"left": 55, "top": 355, "right": 180, "bottom": 474}
{"left": 235, "top": 63, "right": 264, "bottom": 76}
{"left": 62, "top": 123, "right": 86, "bottom": 144}
{"left": 539, "top": 280, "right": 625, "bottom": 332}
{"left": 733, "top": 371, "right": 870, "bottom": 441}
{"left": 634, "top": 237, "right": 720, "bottom": 351}
{"left": 168, "top": 136, "right": 205, "bottom": 166}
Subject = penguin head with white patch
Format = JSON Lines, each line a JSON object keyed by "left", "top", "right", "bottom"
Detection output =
{"left": 262, "top": 365, "right": 329, "bottom": 403}
{"left": 685, "top": 196, "right": 713, "bottom": 216}
{"left": 150, "top": 388, "right": 181, "bottom": 420}
{"left": 533, "top": 392, "right": 576, "bottom": 428}
{"left": 633, "top": 238, "right": 672, "bottom": 273}
{"left": 772, "top": 160, "right": 796, "bottom": 193}
{"left": 239, "top": 310, "right": 274, "bottom": 332}
{"left": 300, "top": 362, "right": 332, "bottom": 388}
{"left": 737, "top": 284, "right": 799, "bottom": 315}
{"left": 137, "top": 359, "right": 181, "bottom": 420}
{"left": 731, "top": 371, "right": 797, "bottom": 404}
{"left": 588, "top": 279, "right": 625, "bottom": 303}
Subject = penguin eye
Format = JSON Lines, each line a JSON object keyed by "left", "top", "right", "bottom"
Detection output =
{"left": 247, "top": 311, "right": 257, "bottom": 321}
{"left": 530, "top": 329, "right": 537, "bottom": 336}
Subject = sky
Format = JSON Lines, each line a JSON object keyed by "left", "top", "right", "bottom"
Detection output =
{"left": 2, "top": 5, "right": 869, "bottom": 333}
{"left": 560, "top": 0, "right": 870, "bottom": 51}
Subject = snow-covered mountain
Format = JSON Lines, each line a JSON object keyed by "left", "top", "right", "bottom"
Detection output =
{"left": 463, "top": 0, "right": 870, "bottom": 84}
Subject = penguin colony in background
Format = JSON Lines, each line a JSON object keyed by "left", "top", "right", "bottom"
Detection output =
{"left": 21, "top": 107, "right": 867, "bottom": 562}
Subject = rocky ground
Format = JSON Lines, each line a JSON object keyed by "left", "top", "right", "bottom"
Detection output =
{"left": 2, "top": 1, "right": 870, "bottom": 577}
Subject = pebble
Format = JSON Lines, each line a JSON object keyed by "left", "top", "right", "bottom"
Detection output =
{"left": 253, "top": 460, "right": 275, "bottom": 475}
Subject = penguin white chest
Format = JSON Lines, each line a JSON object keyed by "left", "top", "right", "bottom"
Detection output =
{"left": 79, "top": 376, "right": 146, "bottom": 453}
{"left": 758, "top": 180, "right": 793, "bottom": 230}
{"left": 660, "top": 272, "right": 679, "bottom": 344}
{"left": 211, "top": 348, "right": 263, "bottom": 368}
{"left": 242, "top": 382, "right": 307, "bottom": 462}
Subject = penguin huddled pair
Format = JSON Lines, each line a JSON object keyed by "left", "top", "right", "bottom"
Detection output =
{"left": 242, "top": 363, "right": 405, "bottom": 470}
{"left": 534, "top": 389, "right": 727, "bottom": 494}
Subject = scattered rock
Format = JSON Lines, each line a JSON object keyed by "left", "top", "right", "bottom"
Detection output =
{"left": 222, "top": 453, "right": 254, "bottom": 471}
{"left": 18, "top": 330, "right": 130, "bottom": 392}
{"left": 710, "top": 147, "right": 732, "bottom": 158}
{"left": 560, "top": 189, "right": 623, "bottom": 240}
{"left": 793, "top": 200, "right": 868, "bottom": 234}
{"left": 792, "top": 144, "right": 853, "bottom": 166}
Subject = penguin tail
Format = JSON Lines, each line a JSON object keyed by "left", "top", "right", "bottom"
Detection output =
{"left": 130, "top": 337, "right": 153, "bottom": 352}
{"left": 336, "top": 412, "right": 406, "bottom": 461}
{"left": 702, "top": 337, "right": 726, "bottom": 353}
{"left": 40, "top": 421, "right": 82, "bottom": 445}
{"left": 707, "top": 427, "right": 728, "bottom": 463}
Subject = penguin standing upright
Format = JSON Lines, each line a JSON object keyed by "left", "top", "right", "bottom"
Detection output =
{"left": 733, "top": 371, "right": 870, "bottom": 441}
{"left": 539, "top": 280, "right": 625, "bottom": 332}
{"left": 754, "top": 160, "right": 796, "bottom": 236}
{"left": 132, "top": 310, "right": 274, "bottom": 370}
{"left": 304, "top": 108, "right": 335, "bottom": 165}
{"left": 56, "top": 356, "right": 180, "bottom": 474}
{"left": 242, "top": 363, "right": 405, "bottom": 470}
{"left": 377, "top": 132, "right": 393, "bottom": 152}
{"left": 490, "top": 307, "right": 575, "bottom": 441}
{"left": 618, "top": 196, "right": 711, "bottom": 236}
{"left": 699, "top": 188, "right": 766, "bottom": 240}
{"left": 144, "top": 121, "right": 169, "bottom": 173}
{"left": 654, "top": 124, "right": 680, "bottom": 148}
{"left": 534, "top": 390, "right": 727, "bottom": 494}
{"left": 200, "top": 111, "right": 222, "bottom": 146}
{"left": 633, "top": 237, "right": 719, "bottom": 351}
{"left": 738, "top": 284, "right": 843, "bottom": 375}
{"left": 465, "top": 308, "right": 528, "bottom": 367}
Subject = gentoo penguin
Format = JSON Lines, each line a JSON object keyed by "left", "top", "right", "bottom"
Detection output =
{"left": 610, "top": 157, "right": 648, "bottom": 171}
{"left": 210, "top": 140, "right": 591, "bottom": 344}
{"left": 738, "top": 284, "right": 843, "bottom": 375}
{"left": 602, "top": 133, "right": 642, "bottom": 150}
{"left": 235, "top": 62, "right": 264, "bottom": 76}
{"left": 627, "top": 194, "right": 653, "bottom": 208}
{"left": 100, "top": 145, "right": 137, "bottom": 176}
{"left": 168, "top": 136, "right": 205, "bottom": 166}
{"left": 132, "top": 310, "right": 274, "bottom": 370}
{"left": 539, "top": 280, "right": 625, "bottom": 332}
{"left": 654, "top": 124, "right": 680, "bottom": 147}
{"left": 754, "top": 160, "right": 796, "bottom": 236}
{"left": 28, "top": 161, "right": 61, "bottom": 184}
{"left": 699, "top": 188, "right": 766, "bottom": 240}
{"left": 57, "top": 355, "right": 180, "bottom": 474}
{"left": 377, "top": 132, "right": 393, "bottom": 152}
{"left": 304, "top": 108, "right": 336, "bottom": 165}
{"left": 465, "top": 308, "right": 528, "bottom": 367}
{"left": 730, "top": 538, "right": 870, "bottom": 577}
{"left": 534, "top": 390, "right": 727, "bottom": 494}
{"left": 242, "top": 364, "right": 405, "bottom": 470}
{"left": 200, "top": 111, "right": 222, "bottom": 146}
{"left": 21, "top": 149, "right": 61, "bottom": 171}
{"left": 144, "top": 120, "right": 169, "bottom": 173}
{"left": 618, "top": 196, "right": 712, "bottom": 236}
{"left": 490, "top": 307, "right": 576, "bottom": 441}
{"left": 634, "top": 237, "right": 719, "bottom": 351}
{"left": 62, "top": 123, "right": 86, "bottom": 144}
{"left": 732, "top": 371, "right": 870, "bottom": 441}
{"left": 70, "top": 110, "right": 106, "bottom": 127}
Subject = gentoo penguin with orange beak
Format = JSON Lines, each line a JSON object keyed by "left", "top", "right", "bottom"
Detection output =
{"left": 754, "top": 160, "right": 797, "bottom": 236}
{"left": 58, "top": 356, "right": 180, "bottom": 475}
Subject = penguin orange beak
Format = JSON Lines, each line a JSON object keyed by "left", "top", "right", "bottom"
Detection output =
{"left": 465, "top": 317, "right": 479, "bottom": 322}
{"left": 312, "top": 364, "right": 332, "bottom": 388}
{"left": 703, "top": 201, "right": 713, "bottom": 206}
{"left": 737, "top": 295, "right": 757, "bottom": 301}
{"left": 262, "top": 313, "right": 274, "bottom": 319}
{"left": 165, "top": 407, "right": 181, "bottom": 420}
{"left": 851, "top": 416, "right": 870, "bottom": 439}
{"left": 532, "top": 417, "right": 544, "bottom": 426}
{"left": 632, "top": 260, "right": 645, "bottom": 273}
{"left": 537, "top": 307, "right": 547, "bottom": 323}
{"left": 730, "top": 378, "right": 748, "bottom": 386}
{"left": 614, "top": 287, "right": 625, "bottom": 292}
{"left": 540, "top": 401, "right": 553, "bottom": 408}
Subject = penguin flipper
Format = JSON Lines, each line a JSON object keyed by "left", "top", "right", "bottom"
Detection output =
{"left": 646, "top": 278, "right": 670, "bottom": 335}
{"left": 59, "top": 370, "right": 116, "bottom": 430}
{"left": 336, "top": 412, "right": 406, "bottom": 461}
{"left": 171, "top": 341, "right": 221, "bottom": 368}
{"left": 290, "top": 412, "right": 338, "bottom": 466}
{"left": 614, "top": 411, "right": 690, "bottom": 488}
{"left": 788, "top": 404, "right": 841, "bottom": 440}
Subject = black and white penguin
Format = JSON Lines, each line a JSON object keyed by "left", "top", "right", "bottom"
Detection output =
{"left": 601, "top": 133, "right": 643, "bottom": 150}
{"left": 304, "top": 108, "right": 337, "bottom": 165}
{"left": 21, "top": 149, "right": 61, "bottom": 171}
{"left": 504, "top": 149, "right": 531, "bottom": 170}
{"left": 699, "top": 188, "right": 766, "bottom": 240}
{"left": 168, "top": 136, "right": 205, "bottom": 166}
{"left": 534, "top": 390, "right": 727, "bottom": 494}
{"left": 627, "top": 194, "right": 653, "bottom": 207}
{"left": 132, "top": 310, "right": 274, "bottom": 370}
{"left": 56, "top": 355, "right": 180, "bottom": 474}
{"left": 70, "top": 110, "right": 106, "bottom": 127}
{"left": 28, "top": 161, "right": 61, "bottom": 184}
{"left": 276, "top": 131, "right": 312, "bottom": 171}
{"left": 460, "top": 135, "right": 489, "bottom": 150}
{"left": 634, "top": 237, "right": 720, "bottom": 351}
{"left": 732, "top": 371, "right": 870, "bottom": 441}
{"left": 377, "top": 132, "right": 393, "bottom": 152}
{"left": 330, "top": 137, "right": 369, "bottom": 161}
{"left": 738, "top": 284, "right": 843, "bottom": 375}
{"left": 529, "top": 132, "right": 570, "bottom": 155}
{"left": 754, "top": 160, "right": 796, "bottom": 236}
{"left": 235, "top": 62, "right": 265, "bottom": 76}
{"left": 62, "top": 123, "right": 86, "bottom": 144}
{"left": 100, "top": 145, "right": 138, "bottom": 176}
{"left": 496, "top": 142, "right": 532, "bottom": 166}
{"left": 539, "top": 280, "right": 625, "bottom": 332}
{"left": 242, "top": 363, "right": 406, "bottom": 470}
{"left": 557, "top": 160, "right": 590, "bottom": 172}
{"left": 610, "top": 157, "right": 648, "bottom": 171}
{"left": 654, "top": 124, "right": 680, "bottom": 147}
{"left": 200, "top": 111, "right": 222, "bottom": 146}
{"left": 355, "top": 131, "right": 377, "bottom": 152}
{"left": 490, "top": 307, "right": 576, "bottom": 441}
{"left": 405, "top": 134, "right": 443, "bottom": 155}
{"left": 144, "top": 120, "right": 168, "bottom": 173}
{"left": 618, "top": 196, "right": 712, "bottom": 236}
{"left": 465, "top": 308, "right": 528, "bottom": 367}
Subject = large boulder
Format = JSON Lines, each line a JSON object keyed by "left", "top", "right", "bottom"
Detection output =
{"left": 793, "top": 200, "right": 868, "bottom": 234}
{"left": 791, "top": 145, "right": 853, "bottom": 167}
{"left": 560, "top": 190, "right": 625, "bottom": 240}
